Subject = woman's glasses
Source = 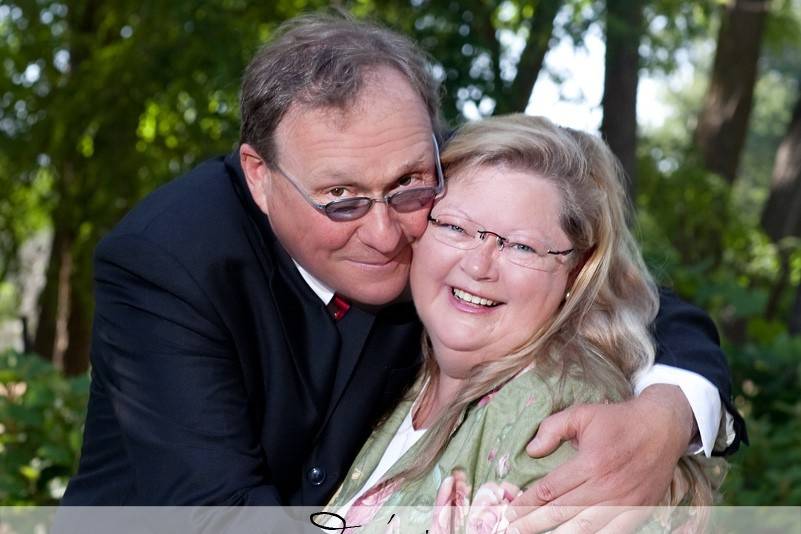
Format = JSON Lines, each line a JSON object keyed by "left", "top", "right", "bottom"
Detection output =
{"left": 427, "top": 214, "right": 574, "bottom": 272}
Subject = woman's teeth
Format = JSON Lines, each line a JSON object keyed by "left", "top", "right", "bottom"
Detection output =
{"left": 452, "top": 287, "right": 499, "bottom": 307}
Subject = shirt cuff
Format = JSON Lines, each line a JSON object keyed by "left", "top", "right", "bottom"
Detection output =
{"left": 633, "top": 363, "right": 723, "bottom": 457}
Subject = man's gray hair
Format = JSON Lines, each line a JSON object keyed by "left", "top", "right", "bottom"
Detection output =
{"left": 240, "top": 12, "right": 442, "bottom": 161}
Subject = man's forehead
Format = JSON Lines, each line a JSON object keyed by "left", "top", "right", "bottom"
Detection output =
{"left": 277, "top": 108, "right": 432, "bottom": 165}
{"left": 302, "top": 141, "right": 433, "bottom": 186}
{"left": 281, "top": 68, "right": 432, "bottom": 130}
{"left": 282, "top": 101, "right": 430, "bottom": 137}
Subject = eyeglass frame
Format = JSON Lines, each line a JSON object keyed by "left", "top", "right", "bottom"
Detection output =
{"left": 426, "top": 214, "right": 575, "bottom": 271}
{"left": 269, "top": 133, "right": 446, "bottom": 221}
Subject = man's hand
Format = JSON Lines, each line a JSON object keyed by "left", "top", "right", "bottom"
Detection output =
{"left": 505, "top": 385, "right": 695, "bottom": 533}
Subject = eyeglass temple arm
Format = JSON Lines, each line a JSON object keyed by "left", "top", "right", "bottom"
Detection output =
{"left": 432, "top": 133, "right": 445, "bottom": 195}
{"left": 272, "top": 163, "right": 331, "bottom": 213}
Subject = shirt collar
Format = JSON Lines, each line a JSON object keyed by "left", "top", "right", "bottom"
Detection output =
{"left": 292, "top": 260, "right": 335, "bottom": 306}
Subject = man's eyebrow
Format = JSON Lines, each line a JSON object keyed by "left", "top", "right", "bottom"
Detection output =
{"left": 308, "top": 173, "right": 361, "bottom": 189}
{"left": 392, "top": 152, "right": 432, "bottom": 175}
{"left": 317, "top": 169, "right": 357, "bottom": 182}
{"left": 313, "top": 153, "right": 432, "bottom": 184}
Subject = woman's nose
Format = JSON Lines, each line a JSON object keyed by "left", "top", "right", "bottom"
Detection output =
{"left": 460, "top": 237, "right": 500, "bottom": 281}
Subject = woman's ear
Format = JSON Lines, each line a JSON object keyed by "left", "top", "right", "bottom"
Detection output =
{"left": 240, "top": 143, "right": 271, "bottom": 215}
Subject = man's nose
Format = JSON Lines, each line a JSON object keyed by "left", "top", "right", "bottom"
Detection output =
{"left": 357, "top": 202, "right": 405, "bottom": 254}
{"left": 460, "top": 237, "right": 500, "bottom": 281}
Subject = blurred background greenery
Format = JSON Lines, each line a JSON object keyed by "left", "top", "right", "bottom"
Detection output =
{"left": 1, "top": 0, "right": 800, "bottom": 506}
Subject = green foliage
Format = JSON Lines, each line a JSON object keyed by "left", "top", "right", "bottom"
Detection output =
{"left": 637, "top": 137, "right": 801, "bottom": 505}
{"left": 637, "top": 155, "right": 731, "bottom": 268}
{"left": 0, "top": 281, "right": 18, "bottom": 318}
{"left": 636, "top": 11, "right": 801, "bottom": 494}
{"left": 640, "top": 0, "right": 717, "bottom": 74}
{"left": 0, "top": 350, "right": 89, "bottom": 504}
{"left": 722, "top": 334, "right": 801, "bottom": 505}
{"left": 763, "top": 0, "right": 801, "bottom": 54}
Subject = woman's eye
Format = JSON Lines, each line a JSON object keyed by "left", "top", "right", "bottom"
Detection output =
{"left": 510, "top": 242, "right": 537, "bottom": 254}
{"left": 444, "top": 223, "right": 465, "bottom": 233}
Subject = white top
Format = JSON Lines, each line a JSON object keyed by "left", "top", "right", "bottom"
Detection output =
{"left": 290, "top": 259, "right": 732, "bottom": 456}
{"left": 337, "top": 407, "right": 426, "bottom": 517}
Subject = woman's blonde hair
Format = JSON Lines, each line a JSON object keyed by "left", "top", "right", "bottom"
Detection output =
{"left": 395, "top": 114, "right": 714, "bottom": 505}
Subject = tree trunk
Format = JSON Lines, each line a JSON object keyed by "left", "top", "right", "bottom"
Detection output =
{"left": 32, "top": 227, "right": 72, "bottom": 365}
{"left": 761, "top": 91, "right": 801, "bottom": 241}
{"left": 32, "top": 0, "right": 101, "bottom": 371}
{"left": 600, "top": 0, "right": 644, "bottom": 201}
{"left": 764, "top": 250, "right": 791, "bottom": 320}
{"left": 62, "top": 237, "right": 94, "bottom": 375}
{"left": 790, "top": 281, "right": 801, "bottom": 335}
{"left": 694, "top": 0, "right": 770, "bottom": 183}
{"left": 761, "top": 85, "right": 801, "bottom": 330}
{"left": 495, "top": 0, "right": 563, "bottom": 114}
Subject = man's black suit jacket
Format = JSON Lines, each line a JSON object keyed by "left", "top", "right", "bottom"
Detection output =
{"left": 62, "top": 151, "right": 745, "bottom": 505}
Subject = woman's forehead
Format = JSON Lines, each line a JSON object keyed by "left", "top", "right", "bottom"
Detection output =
{"left": 436, "top": 166, "right": 568, "bottom": 240}
{"left": 443, "top": 165, "right": 561, "bottom": 206}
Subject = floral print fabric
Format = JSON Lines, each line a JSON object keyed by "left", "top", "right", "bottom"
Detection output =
{"left": 327, "top": 369, "right": 610, "bottom": 533}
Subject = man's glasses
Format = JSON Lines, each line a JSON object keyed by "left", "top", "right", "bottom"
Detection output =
{"left": 271, "top": 134, "right": 445, "bottom": 222}
{"left": 427, "top": 214, "right": 574, "bottom": 272}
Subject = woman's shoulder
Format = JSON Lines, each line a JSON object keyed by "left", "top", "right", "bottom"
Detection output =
{"left": 481, "top": 366, "right": 616, "bottom": 416}
{"left": 437, "top": 368, "right": 606, "bottom": 493}
{"left": 459, "top": 368, "right": 620, "bottom": 475}
{"left": 559, "top": 368, "right": 623, "bottom": 406}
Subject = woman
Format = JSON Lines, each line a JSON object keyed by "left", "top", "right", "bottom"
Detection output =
{"left": 326, "top": 115, "right": 716, "bottom": 531}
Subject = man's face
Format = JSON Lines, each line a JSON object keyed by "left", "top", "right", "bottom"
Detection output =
{"left": 241, "top": 67, "right": 437, "bottom": 306}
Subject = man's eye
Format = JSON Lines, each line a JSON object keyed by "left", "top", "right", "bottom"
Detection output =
{"left": 328, "top": 187, "right": 347, "bottom": 197}
{"left": 397, "top": 175, "right": 413, "bottom": 187}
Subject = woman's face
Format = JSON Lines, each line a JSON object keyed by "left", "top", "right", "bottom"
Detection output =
{"left": 410, "top": 164, "right": 573, "bottom": 380}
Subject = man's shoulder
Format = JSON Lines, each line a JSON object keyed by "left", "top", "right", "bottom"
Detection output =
{"left": 100, "top": 151, "right": 264, "bottom": 257}
{"left": 111, "top": 153, "right": 241, "bottom": 236}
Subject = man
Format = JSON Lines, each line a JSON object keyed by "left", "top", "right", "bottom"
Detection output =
{"left": 63, "top": 12, "right": 745, "bottom": 531}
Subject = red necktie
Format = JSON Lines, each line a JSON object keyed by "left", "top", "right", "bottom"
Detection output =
{"left": 330, "top": 294, "right": 350, "bottom": 321}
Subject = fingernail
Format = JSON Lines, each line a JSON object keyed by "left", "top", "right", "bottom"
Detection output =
{"left": 504, "top": 508, "right": 518, "bottom": 522}
{"left": 508, "top": 528, "right": 520, "bottom": 534}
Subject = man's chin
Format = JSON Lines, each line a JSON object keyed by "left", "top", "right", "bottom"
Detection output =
{"left": 351, "top": 287, "right": 407, "bottom": 307}
{"left": 340, "top": 276, "right": 409, "bottom": 308}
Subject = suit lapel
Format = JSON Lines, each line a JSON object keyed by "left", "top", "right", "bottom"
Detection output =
{"left": 323, "top": 306, "right": 375, "bottom": 423}
{"left": 227, "top": 150, "right": 338, "bottom": 419}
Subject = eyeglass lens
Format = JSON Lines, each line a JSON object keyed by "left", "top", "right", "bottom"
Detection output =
{"left": 324, "top": 188, "right": 439, "bottom": 221}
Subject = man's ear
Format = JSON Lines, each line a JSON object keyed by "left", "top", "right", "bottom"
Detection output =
{"left": 240, "top": 143, "right": 271, "bottom": 215}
